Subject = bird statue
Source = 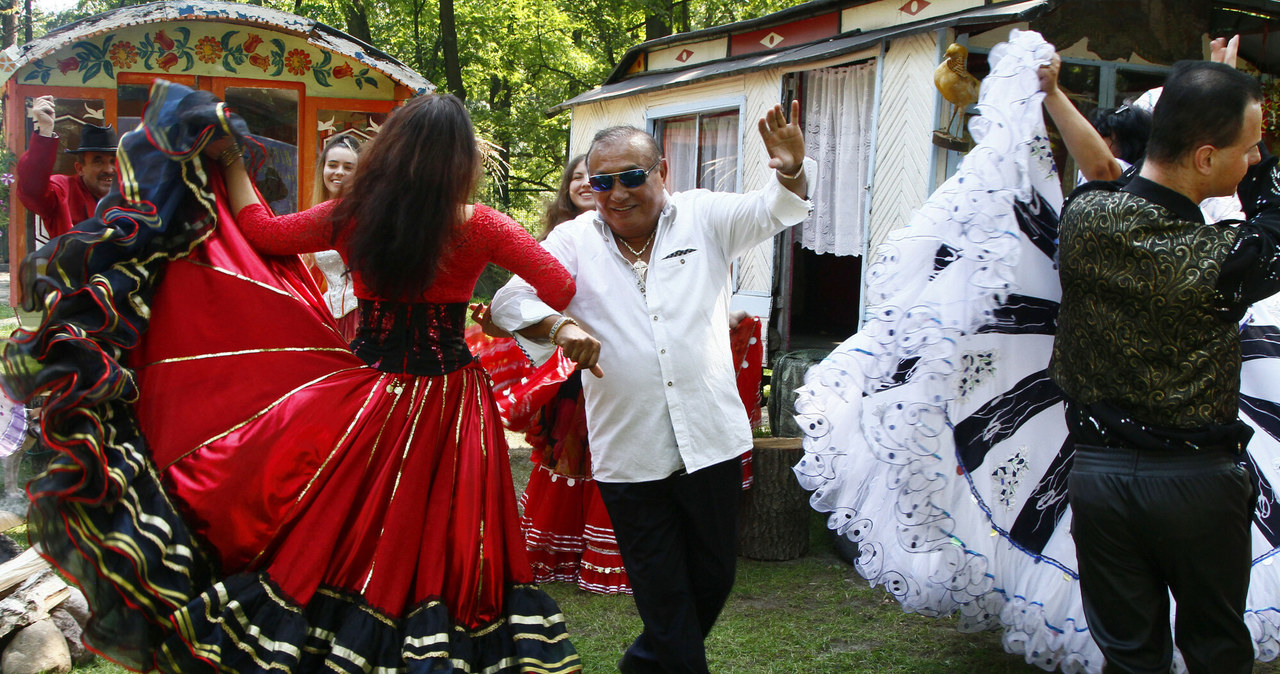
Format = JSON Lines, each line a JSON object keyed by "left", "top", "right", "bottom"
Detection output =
{"left": 933, "top": 43, "right": 981, "bottom": 149}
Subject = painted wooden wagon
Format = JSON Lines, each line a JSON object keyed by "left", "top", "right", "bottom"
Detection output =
{"left": 0, "top": 0, "right": 432, "bottom": 290}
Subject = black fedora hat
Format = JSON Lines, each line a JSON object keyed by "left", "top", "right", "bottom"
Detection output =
{"left": 64, "top": 123, "right": 118, "bottom": 154}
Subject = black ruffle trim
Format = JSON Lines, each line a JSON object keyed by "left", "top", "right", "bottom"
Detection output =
{"left": 157, "top": 574, "right": 580, "bottom": 673}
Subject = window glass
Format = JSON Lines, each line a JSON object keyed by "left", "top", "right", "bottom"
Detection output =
{"left": 225, "top": 86, "right": 299, "bottom": 214}
{"left": 653, "top": 109, "right": 740, "bottom": 193}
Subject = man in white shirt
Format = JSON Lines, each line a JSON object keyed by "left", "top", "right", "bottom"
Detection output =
{"left": 492, "top": 102, "right": 812, "bottom": 673}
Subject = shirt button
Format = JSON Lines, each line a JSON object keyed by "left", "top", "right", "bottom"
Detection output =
{"left": 660, "top": 348, "right": 666, "bottom": 354}
{"left": 667, "top": 381, "right": 673, "bottom": 387}
{"left": 681, "top": 259, "right": 686, "bottom": 264}
{"left": 652, "top": 315, "right": 658, "bottom": 321}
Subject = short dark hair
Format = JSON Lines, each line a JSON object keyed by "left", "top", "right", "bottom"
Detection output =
{"left": 1146, "top": 60, "right": 1261, "bottom": 165}
{"left": 1089, "top": 104, "right": 1151, "bottom": 165}
{"left": 585, "top": 126, "right": 662, "bottom": 170}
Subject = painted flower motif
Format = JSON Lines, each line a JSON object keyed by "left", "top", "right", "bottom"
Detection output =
{"left": 154, "top": 29, "right": 175, "bottom": 52}
{"left": 57, "top": 56, "right": 80, "bottom": 74}
{"left": 284, "top": 48, "right": 311, "bottom": 76}
{"left": 333, "top": 63, "right": 353, "bottom": 79}
{"left": 248, "top": 53, "right": 271, "bottom": 72}
{"left": 195, "top": 36, "right": 222, "bottom": 64}
{"left": 243, "top": 34, "right": 263, "bottom": 53}
{"left": 157, "top": 52, "right": 180, "bottom": 72}
{"left": 108, "top": 41, "right": 139, "bottom": 69}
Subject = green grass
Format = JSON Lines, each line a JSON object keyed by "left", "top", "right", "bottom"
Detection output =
{"left": 51, "top": 436, "right": 1280, "bottom": 673}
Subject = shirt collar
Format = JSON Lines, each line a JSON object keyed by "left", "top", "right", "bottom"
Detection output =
{"left": 1122, "top": 176, "right": 1205, "bottom": 224}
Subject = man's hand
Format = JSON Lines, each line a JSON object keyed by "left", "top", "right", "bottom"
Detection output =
{"left": 31, "top": 96, "right": 55, "bottom": 138}
{"left": 759, "top": 100, "right": 805, "bottom": 177}
{"left": 1211, "top": 35, "right": 1239, "bottom": 68}
{"left": 554, "top": 322, "right": 604, "bottom": 378}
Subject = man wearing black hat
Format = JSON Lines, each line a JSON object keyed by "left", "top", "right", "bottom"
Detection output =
{"left": 16, "top": 94, "right": 118, "bottom": 241}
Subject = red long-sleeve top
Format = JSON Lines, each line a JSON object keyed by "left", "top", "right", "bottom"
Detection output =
{"left": 16, "top": 133, "right": 100, "bottom": 240}
{"left": 235, "top": 200, "right": 574, "bottom": 309}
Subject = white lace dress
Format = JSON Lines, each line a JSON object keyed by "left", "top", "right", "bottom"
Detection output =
{"left": 792, "top": 28, "right": 1280, "bottom": 674}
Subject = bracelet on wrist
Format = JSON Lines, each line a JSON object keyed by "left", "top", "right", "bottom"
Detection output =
{"left": 776, "top": 165, "right": 803, "bottom": 180}
{"left": 218, "top": 144, "right": 243, "bottom": 168}
{"left": 548, "top": 315, "right": 577, "bottom": 346}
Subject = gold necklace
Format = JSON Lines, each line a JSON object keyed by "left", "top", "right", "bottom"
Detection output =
{"left": 618, "top": 230, "right": 656, "bottom": 294}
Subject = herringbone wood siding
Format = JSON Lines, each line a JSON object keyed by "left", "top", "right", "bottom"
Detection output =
{"left": 868, "top": 32, "right": 938, "bottom": 254}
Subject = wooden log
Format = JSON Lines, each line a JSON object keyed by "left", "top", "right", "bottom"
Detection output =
{"left": 0, "top": 568, "right": 69, "bottom": 639}
{"left": 0, "top": 549, "right": 50, "bottom": 598}
{"left": 738, "top": 437, "right": 810, "bottom": 561}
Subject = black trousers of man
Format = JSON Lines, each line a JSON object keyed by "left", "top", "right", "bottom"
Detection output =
{"left": 597, "top": 455, "right": 742, "bottom": 674}
{"left": 1068, "top": 444, "right": 1255, "bottom": 674}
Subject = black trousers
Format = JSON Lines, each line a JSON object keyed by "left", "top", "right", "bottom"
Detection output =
{"left": 1068, "top": 444, "right": 1254, "bottom": 674}
{"left": 597, "top": 456, "right": 742, "bottom": 674}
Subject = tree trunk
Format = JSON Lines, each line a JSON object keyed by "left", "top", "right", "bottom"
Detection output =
{"left": 342, "top": 0, "right": 373, "bottom": 46}
{"left": 738, "top": 438, "right": 810, "bottom": 561}
{"left": 21, "top": 0, "right": 30, "bottom": 45}
{"left": 488, "top": 74, "right": 511, "bottom": 211}
{"left": 439, "top": 0, "right": 466, "bottom": 100}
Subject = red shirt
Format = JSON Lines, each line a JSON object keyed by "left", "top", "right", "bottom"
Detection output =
{"left": 16, "top": 133, "right": 100, "bottom": 240}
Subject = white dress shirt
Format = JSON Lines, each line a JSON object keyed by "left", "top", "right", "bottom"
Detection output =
{"left": 492, "top": 158, "right": 815, "bottom": 482}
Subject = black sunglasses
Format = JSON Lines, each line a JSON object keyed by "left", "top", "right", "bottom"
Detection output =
{"left": 588, "top": 159, "right": 661, "bottom": 192}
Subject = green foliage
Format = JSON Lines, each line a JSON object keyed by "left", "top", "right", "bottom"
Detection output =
{"left": 25, "top": 0, "right": 806, "bottom": 235}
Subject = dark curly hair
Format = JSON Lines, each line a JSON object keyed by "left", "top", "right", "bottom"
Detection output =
{"left": 1089, "top": 104, "right": 1151, "bottom": 165}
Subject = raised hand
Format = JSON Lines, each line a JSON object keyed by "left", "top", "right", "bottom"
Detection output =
{"left": 758, "top": 99, "right": 805, "bottom": 177}
{"left": 1211, "top": 35, "right": 1239, "bottom": 68}
{"left": 31, "top": 95, "right": 55, "bottom": 137}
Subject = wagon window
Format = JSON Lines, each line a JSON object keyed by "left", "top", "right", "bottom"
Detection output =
{"left": 225, "top": 86, "right": 300, "bottom": 215}
{"left": 653, "top": 108, "right": 740, "bottom": 193}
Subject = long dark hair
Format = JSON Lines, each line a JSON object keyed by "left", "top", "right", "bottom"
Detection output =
{"left": 541, "top": 154, "right": 587, "bottom": 236}
{"left": 333, "top": 94, "right": 479, "bottom": 299}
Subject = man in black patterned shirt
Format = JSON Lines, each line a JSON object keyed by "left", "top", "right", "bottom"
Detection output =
{"left": 1050, "top": 60, "right": 1280, "bottom": 674}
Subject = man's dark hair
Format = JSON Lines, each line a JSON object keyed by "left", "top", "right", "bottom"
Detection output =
{"left": 1146, "top": 60, "right": 1261, "bottom": 165}
{"left": 585, "top": 126, "right": 662, "bottom": 170}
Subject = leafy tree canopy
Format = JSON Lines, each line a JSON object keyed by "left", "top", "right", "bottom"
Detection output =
{"left": 27, "top": 0, "right": 805, "bottom": 229}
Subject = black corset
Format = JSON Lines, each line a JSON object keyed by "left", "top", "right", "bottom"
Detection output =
{"left": 351, "top": 300, "right": 475, "bottom": 376}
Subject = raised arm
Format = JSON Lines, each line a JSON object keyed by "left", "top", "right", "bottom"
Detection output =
{"left": 206, "top": 137, "right": 335, "bottom": 255}
{"left": 1039, "top": 52, "right": 1124, "bottom": 182}
{"left": 759, "top": 100, "right": 808, "bottom": 198}
{"left": 15, "top": 96, "right": 66, "bottom": 219}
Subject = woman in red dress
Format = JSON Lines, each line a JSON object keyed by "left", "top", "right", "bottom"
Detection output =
{"left": 3, "top": 81, "right": 583, "bottom": 673}
{"left": 518, "top": 155, "right": 631, "bottom": 595}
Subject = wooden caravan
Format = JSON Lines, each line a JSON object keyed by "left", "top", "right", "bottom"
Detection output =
{"left": 0, "top": 0, "right": 432, "bottom": 288}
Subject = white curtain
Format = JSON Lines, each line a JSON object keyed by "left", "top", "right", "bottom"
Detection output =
{"left": 698, "top": 112, "right": 739, "bottom": 193}
{"left": 801, "top": 63, "right": 875, "bottom": 256}
{"left": 661, "top": 117, "right": 699, "bottom": 194}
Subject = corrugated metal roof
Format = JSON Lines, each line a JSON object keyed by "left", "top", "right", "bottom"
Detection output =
{"left": 0, "top": 0, "right": 433, "bottom": 93}
{"left": 550, "top": 0, "right": 1055, "bottom": 115}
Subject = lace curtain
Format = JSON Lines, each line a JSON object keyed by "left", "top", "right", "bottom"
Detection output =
{"left": 801, "top": 63, "right": 876, "bottom": 256}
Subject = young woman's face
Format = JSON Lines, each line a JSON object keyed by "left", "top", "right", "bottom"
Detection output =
{"left": 567, "top": 162, "right": 595, "bottom": 213}
{"left": 323, "top": 146, "right": 359, "bottom": 198}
